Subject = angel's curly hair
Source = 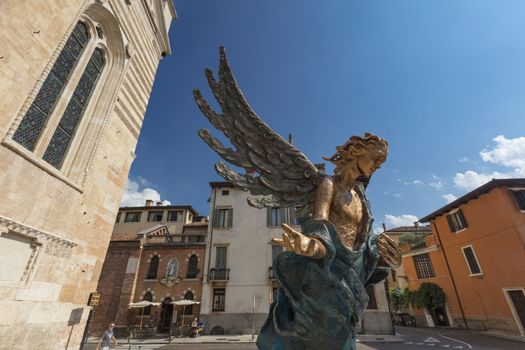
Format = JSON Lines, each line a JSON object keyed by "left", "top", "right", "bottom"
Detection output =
{"left": 323, "top": 132, "right": 388, "bottom": 169}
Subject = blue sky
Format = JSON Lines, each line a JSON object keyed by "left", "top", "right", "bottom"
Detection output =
{"left": 123, "top": 0, "right": 525, "bottom": 230}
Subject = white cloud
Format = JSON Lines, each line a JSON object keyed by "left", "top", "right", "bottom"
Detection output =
{"left": 393, "top": 193, "right": 402, "bottom": 198}
{"left": 384, "top": 214, "right": 419, "bottom": 228}
{"left": 442, "top": 193, "right": 457, "bottom": 203}
{"left": 429, "top": 181, "right": 443, "bottom": 190}
{"left": 120, "top": 178, "right": 171, "bottom": 207}
{"left": 480, "top": 135, "right": 525, "bottom": 170}
{"left": 454, "top": 170, "right": 501, "bottom": 191}
{"left": 403, "top": 180, "right": 424, "bottom": 186}
{"left": 454, "top": 135, "right": 525, "bottom": 191}
{"left": 459, "top": 157, "right": 469, "bottom": 163}
{"left": 137, "top": 176, "right": 151, "bottom": 187}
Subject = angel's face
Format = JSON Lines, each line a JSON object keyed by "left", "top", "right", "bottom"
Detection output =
{"left": 356, "top": 148, "right": 387, "bottom": 178}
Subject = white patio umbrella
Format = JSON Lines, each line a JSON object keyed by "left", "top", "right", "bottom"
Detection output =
{"left": 171, "top": 299, "right": 201, "bottom": 331}
{"left": 129, "top": 300, "right": 161, "bottom": 329}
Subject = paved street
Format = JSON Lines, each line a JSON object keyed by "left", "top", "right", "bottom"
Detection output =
{"left": 82, "top": 326, "right": 524, "bottom": 350}
{"left": 362, "top": 326, "right": 524, "bottom": 350}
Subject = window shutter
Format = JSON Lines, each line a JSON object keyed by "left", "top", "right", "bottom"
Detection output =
{"left": 511, "top": 190, "right": 525, "bottom": 210}
{"left": 289, "top": 207, "right": 297, "bottom": 225}
{"left": 280, "top": 208, "right": 286, "bottom": 225}
{"left": 446, "top": 215, "right": 456, "bottom": 232}
{"left": 227, "top": 208, "right": 233, "bottom": 228}
{"left": 267, "top": 207, "right": 272, "bottom": 227}
{"left": 213, "top": 209, "right": 219, "bottom": 228}
{"left": 458, "top": 210, "right": 468, "bottom": 228}
{"left": 463, "top": 247, "right": 481, "bottom": 274}
{"left": 216, "top": 247, "right": 227, "bottom": 268}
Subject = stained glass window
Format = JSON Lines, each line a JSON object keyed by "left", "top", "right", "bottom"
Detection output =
{"left": 43, "top": 48, "right": 105, "bottom": 168}
{"left": 13, "top": 21, "right": 89, "bottom": 151}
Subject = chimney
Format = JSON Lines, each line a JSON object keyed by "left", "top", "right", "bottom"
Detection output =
{"left": 145, "top": 199, "right": 153, "bottom": 207}
{"left": 382, "top": 223, "right": 387, "bottom": 232}
{"left": 414, "top": 222, "right": 419, "bottom": 230}
{"left": 157, "top": 201, "right": 163, "bottom": 206}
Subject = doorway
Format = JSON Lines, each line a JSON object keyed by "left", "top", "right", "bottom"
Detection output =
{"left": 430, "top": 307, "right": 449, "bottom": 326}
{"left": 505, "top": 289, "right": 525, "bottom": 336}
{"left": 159, "top": 297, "right": 173, "bottom": 333}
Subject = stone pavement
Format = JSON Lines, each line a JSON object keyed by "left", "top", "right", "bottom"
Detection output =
{"left": 84, "top": 328, "right": 525, "bottom": 350}
{"left": 86, "top": 333, "right": 403, "bottom": 346}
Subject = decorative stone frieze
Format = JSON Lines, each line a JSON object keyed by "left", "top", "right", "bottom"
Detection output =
{"left": 0, "top": 215, "right": 77, "bottom": 259}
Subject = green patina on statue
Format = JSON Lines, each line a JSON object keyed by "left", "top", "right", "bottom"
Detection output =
{"left": 194, "top": 47, "right": 401, "bottom": 350}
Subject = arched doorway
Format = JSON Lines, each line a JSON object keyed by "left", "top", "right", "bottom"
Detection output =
{"left": 159, "top": 297, "right": 173, "bottom": 332}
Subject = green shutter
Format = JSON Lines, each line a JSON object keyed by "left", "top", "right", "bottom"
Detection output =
{"left": 216, "top": 247, "right": 227, "bottom": 268}
{"left": 513, "top": 190, "right": 525, "bottom": 210}
{"left": 280, "top": 208, "right": 286, "bottom": 225}
{"left": 267, "top": 207, "right": 272, "bottom": 227}
{"left": 446, "top": 214, "right": 455, "bottom": 232}
{"left": 227, "top": 208, "right": 233, "bottom": 228}
{"left": 458, "top": 210, "right": 468, "bottom": 228}
{"left": 213, "top": 209, "right": 219, "bottom": 228}
{"left": 289, "top": 207, "right": 296, "bottom": 225}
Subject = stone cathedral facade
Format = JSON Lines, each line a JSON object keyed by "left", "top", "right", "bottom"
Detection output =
{"left": 0, "top": 1, "right": 175, "bottom": 348}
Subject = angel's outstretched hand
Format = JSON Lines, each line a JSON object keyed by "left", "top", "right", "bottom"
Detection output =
{"left": 377, "top": 233, "right": 402, "bottom": 268}
{"left": 271, "top": 223, "right": 326, "bottom": 259}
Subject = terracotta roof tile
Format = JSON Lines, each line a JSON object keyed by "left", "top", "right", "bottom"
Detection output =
{"left": 384, "top": 225, "right": 431, "bottom": 233}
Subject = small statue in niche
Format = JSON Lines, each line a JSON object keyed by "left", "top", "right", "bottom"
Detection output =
{"left": 194, "top": 47, "right": 401, "bottom": 350}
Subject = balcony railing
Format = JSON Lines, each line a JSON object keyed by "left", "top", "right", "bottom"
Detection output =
{"left": 209, "top": 268, "right": 230, "bottom": 281}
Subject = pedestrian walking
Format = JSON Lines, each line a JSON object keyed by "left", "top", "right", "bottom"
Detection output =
{"left": 96, "top": 323, "right": 118, "bottom": 350}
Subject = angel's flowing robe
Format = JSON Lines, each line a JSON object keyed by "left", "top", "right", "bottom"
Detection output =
{"left": 256, "top": 219, "right": 389, "bottom": 350}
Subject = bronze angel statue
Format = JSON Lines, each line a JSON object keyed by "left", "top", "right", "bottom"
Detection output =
{"left": 194, "top": 47, "right": 401, "bottom": 350}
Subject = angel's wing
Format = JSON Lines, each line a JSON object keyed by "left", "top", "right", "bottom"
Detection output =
{"left": 193, "top": 47, "right": 322, "bottom": 209}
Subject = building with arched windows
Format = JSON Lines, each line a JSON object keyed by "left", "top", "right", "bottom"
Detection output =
{"left": 0, "top": 1, "right": 175, "bottom": 348}
{"left": 90, "top": 202, "right": 208, "bottom": 336}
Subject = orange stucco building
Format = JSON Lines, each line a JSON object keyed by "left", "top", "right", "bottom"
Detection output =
{"left": 383, "top": 224, "right": 431, "bottom": 291}
{"left": 401, "top": 234, "right": 461, "bottom": 328}
{"left": 409, "top": 179, "right": 525, "bottom": 336}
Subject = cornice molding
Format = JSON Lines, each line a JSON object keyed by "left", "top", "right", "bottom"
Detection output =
{"left": 0, "top": 215, "right": 77, "bottom": 259}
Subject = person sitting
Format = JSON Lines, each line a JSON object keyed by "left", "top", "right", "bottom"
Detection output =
{"left": 191, "top": 317, "right": 199, "bottom": 338}
{"left": 195, "top": 320, "right": 204, "bottom": 337}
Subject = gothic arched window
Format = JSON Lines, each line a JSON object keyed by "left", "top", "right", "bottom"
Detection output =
{"left": 166, "top": 258, "right": 178, "bottom": 278}
{"left": 7, "top": 4, "right": 127, "bottom": 186}
{"left": 42, "top": 48, "right": 105, "bottom": 168}
{"left": 12, "top": 20, "right": 107, "bottom": 170}
{"left": 13, "top": 21, "right": 90, "bottom": 152}
{"left": 186, "top": 255, "right": 198, "bottom": 279}
{"left": 184, "top": 291, "right": 194, "bottom": 315}
{"left": 148, "top": 255, "right": 159, "bottom": 279}
{"left": 143, "top": 291, "right": 153, "bottom": 315}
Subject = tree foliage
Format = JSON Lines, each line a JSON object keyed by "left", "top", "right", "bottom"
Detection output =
{"left": 398, "top": 232, "right": 429, "bottom": 249}
{"left": 390, "top": 283, "right": 446, "bottom": 326}
{"left": 389, "top": 287, "right": 410, "bottom": 312}
{"left": 405, "top": 282, "right": 446, "bottom": 310}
